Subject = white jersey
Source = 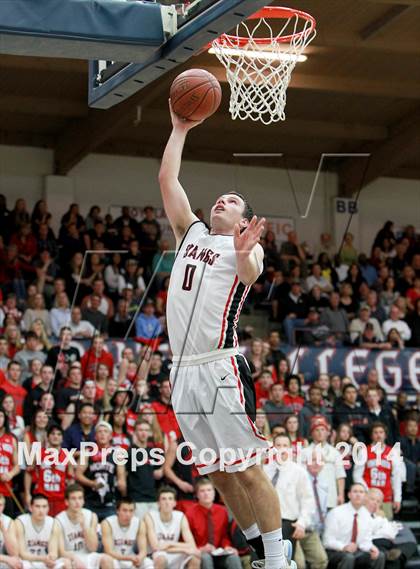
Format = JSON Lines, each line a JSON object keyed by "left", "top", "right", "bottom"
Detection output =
{"left": 149, "top": 510, "right": 184, "bottom": 544}
{"left": 56, "top": 508, "right": 93, "bottom": 554}
{"left": 105, "top": 515, "right": 140, "bottom": 556}
{"left": 17, "top": 513, "right": 54, "bottom": 556}
{"left": 167, "top": 221, "right": 253, "bottom": 356}
{"left": 0, "top": 513, "right": 11, "bottom": 553}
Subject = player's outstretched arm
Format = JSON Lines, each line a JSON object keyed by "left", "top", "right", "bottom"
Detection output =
{"left": 158, "top": 100, "right": 201, "bottom": 244}
{"left": 234, "top": 216, "right": 265, "bottom": 286}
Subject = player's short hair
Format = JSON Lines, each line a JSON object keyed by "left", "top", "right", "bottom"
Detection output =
{"left": 227, "top": 191, "right": 253, "bottom": 222}
{"left": 157, "top": 486, "right": 177, "bottom": 500}
{"left": 31, "top": 493, "right": 49, "bottom": 504}
{"left": 65, "top": 483, "right": 85, "bottom": 500}
{"left": 194, "top": 477, "right": 213, "bottom": 491}
{"left": 117, "top": 498, "right": 135, "bottom": 509}
{"left": 47, "top": 424, "right": 63, "bottom": 436}
{"left": 370, "top": 421, "right": 388, "bottom": 436}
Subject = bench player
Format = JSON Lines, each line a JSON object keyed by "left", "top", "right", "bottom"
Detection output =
{"left": 14, "top": 494, "right": 70, "bottom": 569}
{"left": 0, "top": 493, "right": 21, "bottom": 569}
{"left": 159, "top": 103, "right": 293, "bottom": 569}
{"left": 101, "top": 498, "right": 153, "bottom": 569}
{"left": 57, "top": 483, "right": 113, "bottom": 569}
{"left": 144, "top": 486, "right": 200, "bottom": 569}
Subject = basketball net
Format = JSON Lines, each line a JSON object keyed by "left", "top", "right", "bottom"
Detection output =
{"left": 211, "top": 8, "right": 316, "bottom": 125}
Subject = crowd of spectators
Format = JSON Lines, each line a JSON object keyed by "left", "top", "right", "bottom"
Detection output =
{"left": 0, "top": 196, "right": 418, "bottom": 569}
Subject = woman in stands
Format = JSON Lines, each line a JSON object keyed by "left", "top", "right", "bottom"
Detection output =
{"left": 255, "top": 409, "right": 271, "bottom": 440}
{"left": 334, "top": 422, "right": 357, "bottom": 494}
{"left": 284, "top": 415, "right": 307, "bottom": 457}
{"left": 1, "top": 393, "right": 25, "bottom": 441}
{"left": 30, "top": 318, "right": 52, "bottom": 351}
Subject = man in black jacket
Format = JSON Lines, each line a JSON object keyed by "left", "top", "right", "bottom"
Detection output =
{"left": 281, "top": 280, "right": 309, "bottom": 345}
{"left": 333, "top": 384, "right": 369, "bottom": 442}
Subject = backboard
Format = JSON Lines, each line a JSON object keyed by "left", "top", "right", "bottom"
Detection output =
{"left": 88, "top": 0, "right": 268, "bottom": 109}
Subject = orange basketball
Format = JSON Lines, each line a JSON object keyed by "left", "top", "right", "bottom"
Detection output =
{"left": 170, "top": 69, "right": 222, "bottom": 121}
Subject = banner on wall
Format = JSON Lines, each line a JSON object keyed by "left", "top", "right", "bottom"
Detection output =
{"left": 74, "top": 340, "right": 419, "bottom": 394}
{"left": 109, "top": 205, "right": 294, "bottom": 247}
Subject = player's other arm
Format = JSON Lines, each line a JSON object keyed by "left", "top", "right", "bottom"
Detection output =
{"left": 234, "top": 216, "right": 266, "bottom": 286}
{"left": 158, "top": 101, "right": 200, "bottom": 244}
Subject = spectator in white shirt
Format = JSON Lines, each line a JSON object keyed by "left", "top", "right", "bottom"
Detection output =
{"left": 303, "top": 416, "right": 346, "bottom": 509}
{"left": 349, "top": 307, "right": 384, "bottom": 344}
{"left": 305, "top": 264, "right": 333, "bottom": 294}
{"left": 50, "top": 291, "right": 71, "bottom": 338}
{"left": 323, "top": 483, "right": 385, "bottom": 569}
{"left": 68, "top": 306, "right": 95, "bottom": 339}
{"left": 264, "top": 435, "right": 316, "bottom": 557}
{"left": 382, "top": 306, "right": 411, "bottom": 342}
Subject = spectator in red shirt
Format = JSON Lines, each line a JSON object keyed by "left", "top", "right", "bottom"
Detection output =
{"left": 10, "top": 223, "right": 37, "bottom": 262}
{"left": 152, "top": 379, "right": 181, "bottom": 440}
{"left": 0, "top": 361, "right": 27, "bottom": 415}
{"left": 81, "top": 334, "right": 114, "bottom": 379}
{"left": 186, "top": 478, "right": 242, "bottom": 569}
{"left": 255, "top": 370, "right": 274, "bottom": 408}
{"left": 406, "top": 276, "right": 420, "bottom": 311}
{"left": 283, "top": 375, "right": 305, "bottom": 413}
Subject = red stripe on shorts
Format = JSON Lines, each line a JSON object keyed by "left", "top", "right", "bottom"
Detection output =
{"left": 218, "top": 276, "right": 239, "bottom": 348}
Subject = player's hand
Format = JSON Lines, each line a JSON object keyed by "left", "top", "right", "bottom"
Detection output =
{"left": 393, "top": 501, "right": 401, "bottom": 513}
{"left": 6, "top": 557, "right": 23, "bottom": 569}
{"left": 169, "top": 99, "right": 204, "bottom": 131}
{"left": 343, "top": 544, "right": 357, "bottom": 553}
{"left": 234, "top": 216, "right": 266, "bottom": 257}
{"left": 132, "top": 555, "right": 142, "bottom": 567}
{"left": 201, "top": 544, "right": 216, "bottom": 553}
{"left": 292, "top": 523, "right": 305, "bottom": 540}
{"left": 370, "top": 546, "right": 380, "bottom": 560}
{"left": 178, "top": 481, "right": 194, "bottom": 494}
{"left": 224, "top": 547, "right": 238, "bottom": 556}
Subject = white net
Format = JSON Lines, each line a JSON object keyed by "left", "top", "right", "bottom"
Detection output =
{"left": 211, "top": 9, "right": 316, "bottom": 125}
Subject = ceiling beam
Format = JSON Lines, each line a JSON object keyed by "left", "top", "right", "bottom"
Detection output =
{"left": 205, "top": 66, "right": 420, "bottom": 99}
{"left": 360, "top": 5, "right": 412, "bottom": 40}
{"left": 0, "top": 95, "right": 87, "bottom": 118}
{"left": 132, "top": 109, "right": 388, "bottom": 141}
{"left": 338, "top": 108, "right": 420, "bottom": 196}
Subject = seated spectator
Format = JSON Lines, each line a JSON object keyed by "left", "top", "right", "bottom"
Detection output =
{"left": 144, "top": 486, "right": 200, "bottom": 569}
{"left": 340, "top": 233, "right": 358, "bottom": 266}
{"left": 365, "top": 388, "right": 398, "bottom": 445}
{"left": 135, "top": 299, "right": 162, "bottom": 343}
{"left": 163, "top": 437, "right": 196, "bottom": 511}
{"left": 382, "top": 306, "right": 411, "bottom": 343}
{"left": 81, "top": 277, "right": 114, "bottom": 319}
{"left": 186, "top": 478, "right": 242, "bottom": 569}
{"left": 314, "top": 232, "right": 335, "bottom": 262}
{"left": 358, "top": 323, "right": 391, "bottom": 349}
{"left": 247, "top": 339, "right": 274, "bottom": 381}
{"left": 281, "top": 280, "right": 309, "bottom": 344}
{"left": 345, "top": 263, "right": 365, "bottom": 300}
{"left": 255, "top": 409, "right": 271, "bottom": 439}
{"left": 406, "top": 276, "right": 420, "bottom": 311}
{"left": 365, "top": 488, "right": 417, "bottom": 569}
{"left": 301, "top": 307, "right": 329, "bottom": 346}
{"left": 320, "top": 292, "right": 349, "bottom": 345}
{"left": 299, "top": 386, "right": 331, "bottom": 439}
{"left": 30, "top": 317, "right": 52, "bottom": 351}
{"left": 46, "top": 326, "right": 80, "bottom": 381}
{"left": 318, "top": 253, "right": 339, "bottom": 290}
{"left": 323, "top": 483, "right": 385, "bottom": 569}
{"left": 62, "top": 401, "right": 96, "bottom": 453}
{"left": 386, "top": 328, "right": 405, "bottom": 349}
{"left": 81, "top": 334, "right": 114, "bottom": 380}
{"left": 0, "top": 337, "right": 10, "bottom": 371}
{"left": 283, "top": 375, "right": 304, "bottom": 413}
{"left": 334, "top": 423, "right": 357, "bottom": 494}
{"left": 34, "top": 249, "right": 60, "bottom": 301}
{"left": 0, "top": 361, "right": 27, "bottom": 416}
{"left": 152, "top": 379, "right": 181, "bottom": 440}
{"left": 14, "top": 331, "right": 47, "bottom": 379}
{"left": 2, "top": 293, "right": 23, "bottom": 327}
{"left": 3, "top": 322, "right": 23, "bottom": 359}
{"left": 50, "top": 291, "right": 71, "bottom": 337}
{"left": 109, "top": 298, "right": 134, "bottom": 338}
{"left": 363, "top": 290, "right": 386, "bottom": 324}
{"left": 263, "top": 384, "right": 293, "bottom": 429}
{"left": 339, "top": 283, "right": 358, "bottom": 320}
{"left": 304, "top": 417, "right": 346, "bottom": 509}
{"left": 81, "top": 292, "right": 108, "bottom": 335}
{"left": 280, "top": 230, "right": 307, "bottom": 271}
{"left": 350, "top": 307, "right": 384, "bottom": 345}
{"left": 358, "top": 254, "right": 377, "bottom": 288}
{"left": 1, "top": 392, "right": 25, "bottom": 441}
{"left": 22, "top": 292, "right": 52, "bottom": 335}
{"left": 101, "top": 497, "right": 150, "bottom": 568}
{"left": 379, "top": 277, "right": 400, "bottom": 317}
{"left": 68, "top": 305, "right": 95, "bottom": 339}
{"left": 284, "top": 415, "right": 307, "bottom": 454}
{"left": 255, "top": 370, "right": 274, "bottom": 408}
{"left": 333, "top": 384, "right": 369, "bottom": 443}
{"left": 23, "top": 363, "right": 54, "bottom": 424}
{"left": 305, "top": 264, "right": 333, "bottom": 294}
{"left": 23, "top": 408, "right": 48, "bottom": 456}
{"left": 396, "top": 266, "right": 414, "bottom": 297}
{"left": 63, "top": 379, "right": 103, "bottom": 429}
{"left": 400, "top": 418, "right": 420, "bottom": 498}
{"left": 353, "top": 422, "right": 402, "bottom": 520}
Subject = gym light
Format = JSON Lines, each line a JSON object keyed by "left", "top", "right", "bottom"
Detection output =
{"left": 208, "top": 47, "right": 307, "bottom": 62}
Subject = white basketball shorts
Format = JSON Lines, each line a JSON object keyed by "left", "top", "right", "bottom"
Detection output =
{"left": 170, "top": 351, "right": 271, "bottom": 475}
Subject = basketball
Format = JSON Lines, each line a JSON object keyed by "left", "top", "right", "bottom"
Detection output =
{"left": 170, "top": 69, "right": 222, "bottom": 121}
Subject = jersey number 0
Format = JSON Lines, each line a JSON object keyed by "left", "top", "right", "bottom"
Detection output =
{"left": 182, "top": 264, "right": 197, "bottom": 291}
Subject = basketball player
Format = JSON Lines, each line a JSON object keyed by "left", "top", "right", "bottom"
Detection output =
{"left": 57, "top": 483, "right": 113, "bottom": 569}
{"left": 159, "top": 103, "right": 293, "bottom": 569}
{"left": 101, "top": 498, "right": 153, "bottom": 569}
{"left": 14, "top": 494, "right": 70, "bottom": 569}
{"left": 24, "top": 425, "right": 74, "bottom": 515}
{"left": 0, "top": 493, "right": 21, "bottom": 569}
{"left": 144, "top": 486, "right": 200, "bottom": 569}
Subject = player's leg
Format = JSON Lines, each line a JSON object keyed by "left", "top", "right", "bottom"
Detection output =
{"left": 99, "top": 553, "right": 115, "bottom": 569}
{"left": 153, "top": 552, "right": 169, "bottom": 569}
